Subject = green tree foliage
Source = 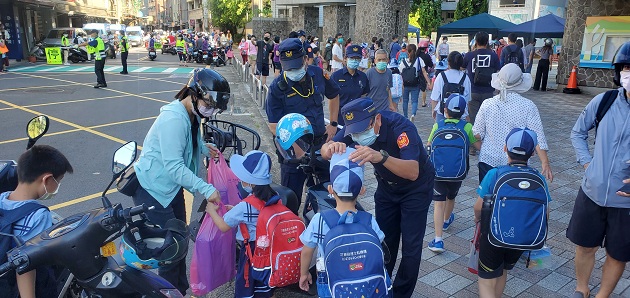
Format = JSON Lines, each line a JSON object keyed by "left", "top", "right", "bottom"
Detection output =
{"left": 455, "top": 0, "right": 488, "bottom": 20}
{"left": 207, "top": 0, "right": 251, "bottom": 34}
{"left": 410, "top": 0, "right": 442, "bottom": 36}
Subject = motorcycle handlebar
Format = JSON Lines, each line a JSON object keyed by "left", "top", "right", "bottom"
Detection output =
{"left": 0, "top": 261, "right": 15, "bottom": 277}
{"left": 115, "top": 204, "right": 149, "bottom": 221}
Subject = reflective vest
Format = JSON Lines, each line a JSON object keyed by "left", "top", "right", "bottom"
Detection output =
{"left": 61, "top": 36, "right": 70, "bottom": 47}
{"left": 87, "top": 38, "right": 95, "bottom": 54}
{"left": 176, "top": 39, "right": 186, "bottom": 54}
{"left": 88, "top": 37, "right": 106, "bottom": 60}
{"left": 120, "top": 36, "right": 129, "bottom": 53}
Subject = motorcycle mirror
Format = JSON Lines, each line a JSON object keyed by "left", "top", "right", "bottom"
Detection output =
{"left": 25, "top": 115, "right": 49, "bottom": 150}
{"left": 112, "top": 141, "right": 137, "bottom": 177}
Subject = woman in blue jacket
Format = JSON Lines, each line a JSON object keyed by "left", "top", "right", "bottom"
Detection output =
{"left": 132, "top": 68, "right": 231, "bottom": 294}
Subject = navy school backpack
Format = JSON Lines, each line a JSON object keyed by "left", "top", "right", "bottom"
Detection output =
{"left": 322, "top": 210, "right": 391, "bottom": 298}
{"left": 430, "top": 120, "right": 470, "bottom": 181}
{"left": 483, "top": 165, "right": 549, "bottom": 250}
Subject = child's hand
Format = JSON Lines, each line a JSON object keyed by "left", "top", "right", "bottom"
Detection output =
{"left": 225, "top": 205, "right": 234, "bottom": 211}
{"left": 205, "top": 202, "right": 220, "bottom": 214}
{"left": 299, "top": 273, "right": 312, "bottom": 292}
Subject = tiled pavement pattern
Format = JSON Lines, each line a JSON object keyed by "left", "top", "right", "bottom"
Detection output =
{"left": 203, "top": 61, "right": 630, "bottom": 297}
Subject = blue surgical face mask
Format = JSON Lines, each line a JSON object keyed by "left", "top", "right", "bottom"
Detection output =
{"left": 241, "top": 181, "right": 253, "bottom": 194}
{"left": 337, "top": 38, "right": 344, "bottom": 44}
{"left": 376, "top": 61, "right": 388, "bottom": 71}
{"left": 347, "top": 59, "right": 360, "bottom": 69}
{"left": 285, "top": 65, "right": 307, "bottom": 82}
{"left": 351, "top": 127, "right": 379, "bottom": 146}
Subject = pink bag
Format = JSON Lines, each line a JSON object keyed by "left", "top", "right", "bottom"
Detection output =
{"left": 207, "top": 152, "right": 241, "bottom": 206}
{"left": 190, "top": 205, "right": 236, "bottom": 295}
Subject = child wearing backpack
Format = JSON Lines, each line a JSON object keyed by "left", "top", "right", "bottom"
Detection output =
{"left": 426, "top": 94, "right": 481, "bottom": 253}
{"left": 207, "top": 150, "right": 305, "bottom": 297}
{"left": 0, "top": 145, "right": 73, "bottom": 298}
{"left": 299, "top": 148, "right": 391, "bottom": 298}
{"left": 430, "top": 51, "right": 471, "bottom": 122}
{"left": 473, "top": 128, "right": 551, "bottom": 298}
{"left": 389, "top": 63, "right": 403, "bottom": 111}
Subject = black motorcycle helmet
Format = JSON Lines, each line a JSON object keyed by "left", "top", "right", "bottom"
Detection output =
{"left": 613, "top": 41, "right": 630, "bottom": 86}
{"left": 120, "top": 219, "right": 189, "bottom": 270}
{"left": 186, "top": 68, "right": 231, "bottom": 112}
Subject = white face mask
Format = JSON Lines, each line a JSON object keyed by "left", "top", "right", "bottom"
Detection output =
{"left": 193, "top": 101, "right": 215, "bottom": 118}
{"left": 621, "top": 70, "right": 630, "bottom": 92}
{"left": 40, "top": 176, "right": 60, "bottom": 201}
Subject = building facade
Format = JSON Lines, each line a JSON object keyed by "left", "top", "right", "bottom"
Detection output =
{"left": 488, "top": 0, "right": 566, "bottom": 24}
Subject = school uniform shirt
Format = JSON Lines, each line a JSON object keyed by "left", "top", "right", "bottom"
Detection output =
{"left": 430, "top": 69, "right": 472, "bottom": 117}
{"left": 331, "top": 43, "right": 344, "bottom": 69}
{"left": 428, "top": 119, "right": 477, "bottom": 144}
{"left": 223, "top": 200, "right": 259, "bottom": 242}
{"left": 0, "top": 192, "right": 52, "bottom": 242}
{"left": 472, "top": 92, "right": 549, "bottom": 168}
{"left": 477, "top": 166, "right": 552, "bottom": 202}
{"left": 299, "top": 211, "right": 385, "bottom": 259}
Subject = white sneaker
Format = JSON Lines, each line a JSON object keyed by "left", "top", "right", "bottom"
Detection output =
{"left": 64, "top": 63, "right": 71, "bottom": 66}
{"left": 410, "top": 114, "right": 415, "bottom": 122}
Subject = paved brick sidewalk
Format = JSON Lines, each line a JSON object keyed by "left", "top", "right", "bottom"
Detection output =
{"left": 216, "top": 61, "right": 630, "bottom": 297}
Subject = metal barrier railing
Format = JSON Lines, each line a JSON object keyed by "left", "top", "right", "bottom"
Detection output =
{"left": 231, "top": 56, "right": 266, "bottom": 107}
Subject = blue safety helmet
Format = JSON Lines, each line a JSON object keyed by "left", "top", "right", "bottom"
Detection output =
{"left": 274, "top": 113, "right": 313, "bottom": 160}
{"left": 119, "top": 219, "right": 189, "bottom": 270}
{"left": 435, "top": 58, "right": 448, "bottom": 71}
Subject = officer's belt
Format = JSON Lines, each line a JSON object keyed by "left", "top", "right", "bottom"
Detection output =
{"left": 374, "top": 171, "right": 404, "bottom": 187}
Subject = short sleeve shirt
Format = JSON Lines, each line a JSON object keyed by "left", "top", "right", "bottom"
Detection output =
{"left": 332, "top": 111, "right": 434, "bottom": 187}
{"left": 256, "top": 41, "right": 273, "bottom": 64}
{"left": 265, "top": 66, "right": 341, "bottom": 136}
{"left": 365, "top": 68, "right": 393, "bottom": 112}
{"left": 462, "top": 48, "right": 500, "bottom": 94}
{"left": 330, "top": 67, "right": 370, "bottom": 125}
{"left": 299, "top": 211, "right": 385, "bottom": 259}
{"left": 0, "top": 192, "right": 52, "bottom": 243}
{"left": 331, "top": 44, "right": 344, "bottom": 69}
{"left": 430, "top": 69, "right": 472, "bottom": 117}
{"left": 477, "top": 166, "right": 552, "bottom": 202}
{"left": 223, "top": 201, "right": 259, "bottom": 242}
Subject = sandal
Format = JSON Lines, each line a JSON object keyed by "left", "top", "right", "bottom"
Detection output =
{"left": 571, "top": 290, "right": 589, "bottom": 298}
{"left": 422, "top": 104, "right": 427, "bottom": 107}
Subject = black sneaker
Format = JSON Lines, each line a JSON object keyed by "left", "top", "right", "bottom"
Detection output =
{"left": 94, "top": 84, "right": 101, "bottom": 88}
{"left": 119, "top": 71, "right": 128, "bottom": 74}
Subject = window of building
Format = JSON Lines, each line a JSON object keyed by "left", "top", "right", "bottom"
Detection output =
{"left": 447, "top": 12, "right": 455, "bottom": 19}
{"left": 499, "top": 0, "right": 525, "bottom": 7}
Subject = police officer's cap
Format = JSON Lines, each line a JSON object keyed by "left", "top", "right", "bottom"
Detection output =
{"left": 346, "top": 45, "right": 362, "bottom": 59}
{"left": 341, "top": 98, "right": 378, "bottom": 137}
{"left": 297, "top": 30, "right": 306, "bottom": 37}
{"left": 279, "top": 38, "right": 306, "bottom": 71}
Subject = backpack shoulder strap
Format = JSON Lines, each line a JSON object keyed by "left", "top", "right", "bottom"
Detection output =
{"left": 455, "top": 119, "right": 468, "bottom": 130}
{"left": 595, "top": 90, "right": 619, "bottom": 131}
{"left": 440, "top": 71, "right": 448, "bottom": 83}
{"left": 321, "top": 209, "right": 341, "bottom": 229}
{"left": 0, "top": 203, "right": 48, "bottom": 227}
{"left": 458, "top": 72, "right": 467, "bottom": 85}
{"left": 402, "top": 58, "right": 409, "bottom": 68}
{"left": 354, "top": 211, "right": 373, "bottom": 229}
{"left": 243, "top": 195, "right": 266, "bottom": 211}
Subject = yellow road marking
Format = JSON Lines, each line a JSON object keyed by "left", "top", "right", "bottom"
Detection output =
{"left": 184, "top": 191, "right": 193, "bottom": 224}
{"left": 50, "top": 189, "right": 118, "bottom": 210}
{"left": 0, "top": 116, "right": 156, "bottom": 145}
{"left": 0, "top": 90, "right": 180, "bottom": 112}
{"left": 0, "top": 99, "right": 134, "bottom": 146}
{"left": 15, "top": 73, "right": 170, "bottom": 104}
{"left": 0, "top": 78, "right": 155, "bottom": 92}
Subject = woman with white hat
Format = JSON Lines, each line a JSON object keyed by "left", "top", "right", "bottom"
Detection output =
{"left": 472, "top": 63, "right": 554, "bottom": 183}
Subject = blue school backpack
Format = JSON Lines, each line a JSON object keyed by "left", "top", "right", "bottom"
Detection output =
{"left": 485, "top": 165, "right": 549, "bottom": 250}
{"left": 430, "top": 120, "right": 470, "bottom": 181}
{"left": 322, "top": 210, "right": 390, "bottom": 298}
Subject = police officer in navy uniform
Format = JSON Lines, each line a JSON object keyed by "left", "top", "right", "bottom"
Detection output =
{"left": 321, "top": 98, "right": 434, "bottom": 298}
{"left": 297, "top": 30, "right": 314, "bottom": 66}
{"left": 330, "top": 44, "right": 370, "bottom": 126}
{"left": 265, "top": 38, "right": 340, "bottom": 206}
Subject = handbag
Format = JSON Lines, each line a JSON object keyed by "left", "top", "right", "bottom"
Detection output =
{"left": 116, "top": 165, "right": 139, "bottom": 196}
{"left": 190, "top": 203, "right": 236, "bottom": 295}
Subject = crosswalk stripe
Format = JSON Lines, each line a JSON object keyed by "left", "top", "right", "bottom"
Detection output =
{"left": 11, "top": 65, "right": 40, "bottom": 71}
{"left": 161, "top": 68, "right": 177, "bottom": 73}
{"left": 103, "top": 66, "right": 121, "bottom": 72}
{"left": 72, "top": 66, "right": 94, "bottom": 71}
{"left": 131, "top": 67, "right": 151, "bottom": 73}
{"left": 38, "top": 66, "right": 68, "bottom": 72}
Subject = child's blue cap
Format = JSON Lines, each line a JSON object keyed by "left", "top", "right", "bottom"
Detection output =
{"left": 329, "top": 148, "right": 364, "bottom": 197}
{"left": 506, "top": 128, "right": 538, "bottom": 156}
{"left": 229, "top": 150, "right": 272, "bottom": 185}
{"left": 446, "top": 94, "right": 467, "bottom": 114}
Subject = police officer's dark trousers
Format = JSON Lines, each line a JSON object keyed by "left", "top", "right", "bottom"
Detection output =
{"left": 281, "top": 162, "right": 307, "bottom": 206}
{"left": 95, "top": 58, "right": 106, "bottom": 85}
{"left": 375, "top": 177, "right": 433, "bottom": 298}
{"left": 132, "top": 186, "right": 189, "bottom": 294}
{"left": 121, "top": 52, "right": 128, "bottom": 73}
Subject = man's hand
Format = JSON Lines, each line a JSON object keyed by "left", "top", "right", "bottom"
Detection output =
{"left": 541, "top": 162, "right": 554, "bottom": 183}
{"left": 350, "top": 145, "right": 382, "bottom": 166}
{"left": 299, "top": 273, "right": 312, "bottom": 292}
{"left": 583, "top": 163, "right": 590, "bottom": 170}
{"left": 205, "top": 143, "right": 219, "bottom": 158}
{"left": 432, "top": 110, "right": 437, "bottom": 120}
{"left": 207, "top": 190, "right": 221, "bottom": 203}
{"left": 325, "top": 124, "right": 338, "bottom": 142}
{"left": 616, "top": 178, "right": 630, "bottom": 197}
{"left": 389, "top": 101, "right": 397, "bottom": 112}
{"left": 325, "top": 141, "right": 347, "bottom": 156}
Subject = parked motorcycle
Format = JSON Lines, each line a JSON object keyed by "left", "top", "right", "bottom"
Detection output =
{"left": 161, "top": 43, "right": 177, "bottom": 55}
{"left": 68, "top": 47, "right": 89, "bottom": 63}
{"left": 29, "top": 42, "right": 47, "bottom": 62}
{"left": 210, "top": 46, "right": 227, "bottom": 67}
{"left": 106, "top": 42, "right": 116, "bottom": 59}
{"left": 148, "top": 47, "right": 157, "bottom": 61}
{"left": 0, "top": 140, "right": 187, "bottom": 298}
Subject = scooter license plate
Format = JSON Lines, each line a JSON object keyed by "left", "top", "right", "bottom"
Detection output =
{"left": 101, "top": 242, "right": 117, "bottom": 257}
{"left": 203, "top": 55, "right": 208, "bottom": 59}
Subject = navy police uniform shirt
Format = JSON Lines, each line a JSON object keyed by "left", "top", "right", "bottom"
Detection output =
{"left": 330, "top": 67, "right": 370, "bottom": 126}
{"left": 303, "top": 41, "right": 314, "bottom": 59}
{"left": 266, "top": 65, "right": 340, "bottom": 137}
{"left": 333, "top": 111, "right": 434, "bottom": 189}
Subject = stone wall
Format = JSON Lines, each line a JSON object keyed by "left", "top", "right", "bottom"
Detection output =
{"left": 323, "top": 5, "right": 351, "bottom": 41}
{"left": 291, "top": 5, "right": 319, "bottom": 36}
{"left": 251, "top": 17, "right": 291, "bottom": 40}
{"left": 557, "top": 0, "right": 630, "bottom": 88}
{"left": 355, "top": 0, "right": 411, "bottom": 50}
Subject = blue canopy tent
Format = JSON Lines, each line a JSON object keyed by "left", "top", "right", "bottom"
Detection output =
{"left": 498, "top": 14, "right": 566, "bottom": 38}
{"left": 408, "top": 24, "right": 421, "bottom": 43}
{"left": 436, "top": 13, "right": 516, "bottom": 44}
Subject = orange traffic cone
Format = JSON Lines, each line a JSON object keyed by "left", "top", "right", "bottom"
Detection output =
{"left": 563, "top": 65, "right": 581, "bottom": 94}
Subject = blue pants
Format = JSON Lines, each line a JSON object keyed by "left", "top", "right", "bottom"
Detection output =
{"left": 281, "top": 163, "right": 307, "bottom": 206}
{"left": 402, "top": 85, "right": 420, "bottom": 118}
{"left": 374, "top": 178, "right": 433, "bottom": 298}
{"left": 132, "top": 186, "right": 189, "bottom": 294}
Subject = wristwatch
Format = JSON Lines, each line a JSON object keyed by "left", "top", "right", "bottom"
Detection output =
{"left": 379, "top": 150, "right": 389, "bottom": 164}
{"left": 330, "top": 121, "right": 338, "bottom": 127}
